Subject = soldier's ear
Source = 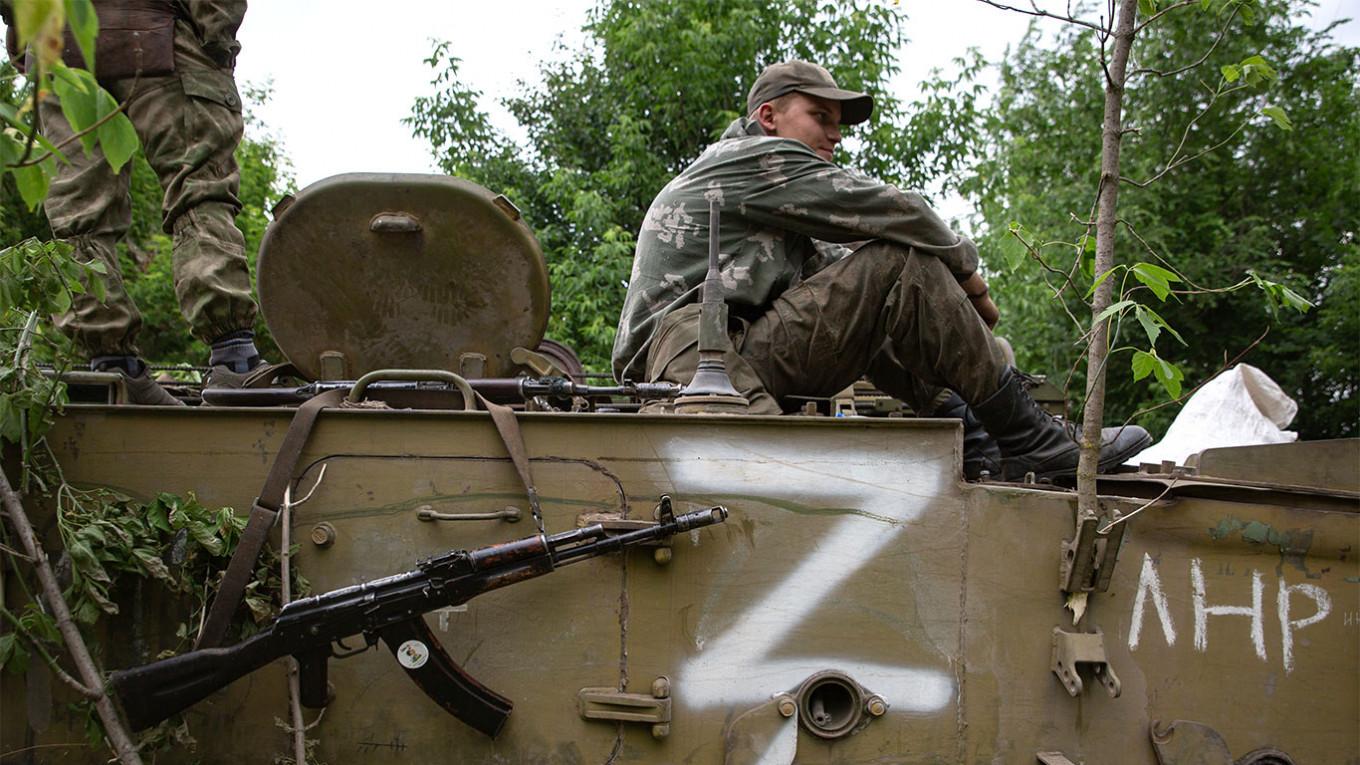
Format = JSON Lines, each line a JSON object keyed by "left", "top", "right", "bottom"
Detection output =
{"left": 754, "top": 103, "right": 779, "bottom": 135}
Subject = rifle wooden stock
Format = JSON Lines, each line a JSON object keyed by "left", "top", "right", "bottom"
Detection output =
{"left": 111, "top": 630, "right": 283, "bottom": 731}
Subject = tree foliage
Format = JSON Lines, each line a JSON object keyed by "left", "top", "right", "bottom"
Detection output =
{"left": 934, "top": 1, "right": 1357, "bottom": 439}
{"left": 408, "top": 0, "right": 929, "bottom": 369}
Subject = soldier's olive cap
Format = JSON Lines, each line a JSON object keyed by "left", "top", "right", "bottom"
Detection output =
{"left": 746, "top": 60, "right": 874, "bottom": 125}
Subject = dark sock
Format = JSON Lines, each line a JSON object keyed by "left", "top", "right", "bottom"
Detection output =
{"left": 209, "top": 330, "right": 262, "bottom": 374}
{"left": 91, "top": 355, "right": 146, "bottom": 377}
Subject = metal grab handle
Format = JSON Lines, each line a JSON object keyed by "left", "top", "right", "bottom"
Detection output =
{"left": 347, "top": 369, "right": 478, "bottom": 411}
{"left": 417, "top": 505, "right": 522, "bottom": 523}
{"left": 370, "top": 212, "right": 422, "bottom": 233}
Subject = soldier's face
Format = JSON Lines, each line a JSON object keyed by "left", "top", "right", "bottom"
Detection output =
{"left": 759, "top": 93, "right": 843, "bottom": 162}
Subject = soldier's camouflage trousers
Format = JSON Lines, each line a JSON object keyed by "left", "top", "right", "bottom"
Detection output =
{"left": 644, "top": 242, "right": 1008, "bottom": 415}
{"left": 41, "top": 21, "right": 256, "bottom": 358}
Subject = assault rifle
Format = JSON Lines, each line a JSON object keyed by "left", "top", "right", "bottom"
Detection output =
{"left": 199, "top": 375, "right": 682, "bottom": 407}
{"left": 110, "top": 501, "right": 728, "bottom": 736}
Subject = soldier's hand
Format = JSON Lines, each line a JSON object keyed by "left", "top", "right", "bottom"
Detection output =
{"left": 972, "top": 292, "right": 999, "bottom": 328}
{"left": 959, "top": 273, "right": 999, "bottom": 328}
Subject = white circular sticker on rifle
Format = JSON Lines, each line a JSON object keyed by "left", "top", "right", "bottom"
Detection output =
{"left": 397, "top": 639, "right": 429, "bottom": 669}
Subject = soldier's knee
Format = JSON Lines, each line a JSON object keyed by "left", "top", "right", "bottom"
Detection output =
{"left": 831, "top": 241, "right": 910, "bottom": 290}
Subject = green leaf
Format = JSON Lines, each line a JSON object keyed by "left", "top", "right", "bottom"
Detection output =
{"left": 13, "top": 0, "right": 62, "bottom": 51}
{"left": 63, "top": 0, "right": 99, "bottom": 72}
{"left": 51, "top": 285, "right": 72, "bottom": 314}
{"left": 1135, "top": 305, "right": 1162, "bottom": 346}
{"left": 1085, "top": 264, "right": 1125, "bottom": 298}
{"left": 1138, "top": 304, "right": 1187, "bottom": 346}
{"left": 1279, "top": 285, "right": 1313, "bottom": 313}
{"left": 1138, "top": 0, "right": 1157, "bottom": 17}
{"left": 0, "top": 633, "right": 15, "bottom": 669}
{"left": 1153, "top": 356, "right": 1185, "bottom": 398}
{"left": 0, "top": 101, "right": 21, "bottom": 129}
{"left": 186, "top": 519, "right": 225, "bottom": 557}
{"left": 1248, "top": 269, "right": 1314, "bottom": 315}
{"left": 12, "top": 161, "right": 52, "bottom": 211}
{"left": 1261, "top": 106, "right": 1293, "bottom": 131}
{"left": 1000, "top": 232, "right": 1027, "bottom": 272}
{"left": 51, "top": 66, "right": 100, "bottom": 155}
{"left": 1094, "top": 299, "right": 1136, "bottom": 324}
{"left": 1, "top": 636, "right": 29, "bottom": 675}
{"left": 97, "top": 109, "right": 138, "bottom": 173}
{"left": 1131, "top": 262, "right": 1181, "bottom": 284}
{"left": 1131, "top": 350, "right": 1157, "bottom": 381}
{"left": 1221, "top": 64, "right": 1241, "bottom": 82}
{"left": 1238, "top": 54, "right": 1277, "bottom": 85}
{"left": 1131, "top": 262, "right": 1181, "bottom": 301}
{"left": 146, "top": 498, "right": 172, "bottom": 533}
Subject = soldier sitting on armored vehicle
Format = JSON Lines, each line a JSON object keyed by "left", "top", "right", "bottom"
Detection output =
{"left": 612, "top": 59, "right": 1151, "bottom": 482}
{"left": 2, "top": 0, "right": 267, "bottom": 405}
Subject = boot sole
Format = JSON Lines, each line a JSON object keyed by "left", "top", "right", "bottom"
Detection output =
{"left": 1014, "top": 429, "right": 1154, "bottom": 483}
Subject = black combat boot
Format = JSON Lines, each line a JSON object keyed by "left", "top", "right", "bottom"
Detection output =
{"left": 971, "top": 367, "right": 1152, "bottom": 482}
{"left": 91, "top": 355, "right": 184, "bottom": 406}
{"left": 932, "top": 391, "right": 1001, "bottom": 480}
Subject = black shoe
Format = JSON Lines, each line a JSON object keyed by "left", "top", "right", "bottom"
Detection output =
{"left": 971, "top": 367, "right": 1151, "bottom": 482}
{"left": 933, "top": 391, "right": 1001, "bottom": 480}
{"left": 91, "top": 356, "right": 184, "bottom": 406}
{"left": 204, "top": 361, "right": 271, "bottom": 390}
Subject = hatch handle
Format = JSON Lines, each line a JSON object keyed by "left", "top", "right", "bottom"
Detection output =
{"left": 370, "top": 211, "right": 423, "bottom": 233}
{"left": 348, "top": 369, "right": 478, "bottom": 411}
{"left": 417, "top": 505, "right": 522, "bottom": 524}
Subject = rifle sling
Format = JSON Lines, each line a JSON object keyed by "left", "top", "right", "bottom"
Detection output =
{"left": 478, "top": 395, "right": 545, "bottom": 536}
{"left": 195, "top": 388, "right": 347, "bottom": 649}
{"left": 197, "top": 390, "right": 540, "bottom": 649}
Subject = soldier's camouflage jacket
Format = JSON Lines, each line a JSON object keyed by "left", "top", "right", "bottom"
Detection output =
{"left": 611, "top": 116, "right": 982, "bottom": 383}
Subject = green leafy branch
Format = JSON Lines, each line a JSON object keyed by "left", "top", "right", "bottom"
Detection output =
{"left": 1, "top": 0, "right": 141, "bottom": 209}
{"left": 1123, "top": 51, "right": 1292, "bottom": 189}
{"left": 1089, "top": 255, "right": 1308, "bottom": 399}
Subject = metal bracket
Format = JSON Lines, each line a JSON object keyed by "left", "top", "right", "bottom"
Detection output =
{"left": 458, "top": 352, "right": 487, "bottom": 379}
{"left": 1036, "top": 754, "right": 1079, "bottom": 765}
{"left": 318, "top": 350, "right": 349, "bottom": 380}
{"left": 1051, "top": 628, "right": 1120, "bottom": 698}
{"left": 578, "top": 676, "right": 672, "bottom": 739}
{"left": 581, "top": 496, "right": 684, "bottom": 564}
{"left": 1060, "top": 501, "right": 1125, "bottom": 593}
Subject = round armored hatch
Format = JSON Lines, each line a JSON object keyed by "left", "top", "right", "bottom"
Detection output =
{"left": 257, "top": 173, "right": 549, "bottom": 380}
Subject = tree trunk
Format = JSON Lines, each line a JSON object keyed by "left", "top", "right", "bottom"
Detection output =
{"left": 0, "top": 467, "right": 145, "bottom": 765}
{"left": 1078, "top": 0, "right": 1140, "bottom": 516}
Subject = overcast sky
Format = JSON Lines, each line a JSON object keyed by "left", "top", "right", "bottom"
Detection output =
{"left": 226, "top": 1, "right": 1354, "bottom": 188}
{"left": 5, "top": 0, "right": 1356, "bottom": 218}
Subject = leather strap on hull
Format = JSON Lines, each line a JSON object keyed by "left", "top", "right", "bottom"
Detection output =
{"left": 479, "top": 395, "right": 546, "bottom": 540}
{"left": 197, "top": 389, "right": 543, "bottom": 649}
{"left": 195, "top": 388, "right": 346, "bottom": 649}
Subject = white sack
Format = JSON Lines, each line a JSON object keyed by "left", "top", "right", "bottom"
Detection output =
{"left": 1126, "top": 363, "right": 1298, "bottom": 467}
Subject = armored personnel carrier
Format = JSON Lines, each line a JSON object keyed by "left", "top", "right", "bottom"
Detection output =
{"left": 2, "top": 174, "right": 1356, "bottom": 764}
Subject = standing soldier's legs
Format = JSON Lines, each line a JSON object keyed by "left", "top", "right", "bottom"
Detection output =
{"left": 113, "top": 22, "right": 258, "bottom": 372}
{"left": 40, "top": 98, "right": 142, "bottom": 359}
